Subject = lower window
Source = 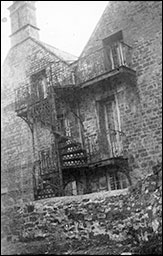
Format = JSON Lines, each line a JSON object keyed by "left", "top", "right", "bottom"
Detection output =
{"left": 107, "top": 172, "right": 128, "bottom": 190}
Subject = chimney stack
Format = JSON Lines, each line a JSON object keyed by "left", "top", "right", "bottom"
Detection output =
{"left": 8, "top": 1, "right": 40, "bottom": 47}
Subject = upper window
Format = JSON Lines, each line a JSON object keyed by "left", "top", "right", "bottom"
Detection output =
{"left": 103, "top": 30, "right": 127, "bottom": 70}
{"left": 31, "top": 70, "right": 48, "bottom": 101}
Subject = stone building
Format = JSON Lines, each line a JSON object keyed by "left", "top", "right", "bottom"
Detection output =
{"left": 1, "top": 1, "right": 162, "bottom": 203}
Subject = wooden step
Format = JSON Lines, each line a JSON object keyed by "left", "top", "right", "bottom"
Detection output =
{"left": 62, "top": 160, "right": 88, "bottom": 168}
{"left": 62, "top": 164, "right": 88, "bottom": 169}
{"left": 62, "top": 155, "right": 87, "bottom": 162}
{"left": 60, "top": 148, "right": 87, "bottom": 156}
{"left": 61, "top": 152, "right": 87, "bottom": 159}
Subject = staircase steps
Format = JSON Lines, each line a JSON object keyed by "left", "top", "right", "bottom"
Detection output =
{"left": 62, "top": 155, "right": 87, "bottom": 162}
{"left": 61, "top": 148, "right": 87, "bottom": 156}
{"left": 58, "top": 136, "right": 88, "bottom": 169}
{"left": 62, "top": 159, "right": 88, "bottom": 168}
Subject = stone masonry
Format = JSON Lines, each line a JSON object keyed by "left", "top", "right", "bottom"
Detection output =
{"left": 2, "top": 37, "right": 74, "bottom": 202}
{"left": 76, "top": 1, "right": 162, "bottom": 181}
{"left": 1, "top": 163, "right": 162, "bottom": 254}
{"left": 1, "top": 1, "right": 162, "bottom": 202}
{"left": 1, "top": 1, "right": 162, "bottom": 254}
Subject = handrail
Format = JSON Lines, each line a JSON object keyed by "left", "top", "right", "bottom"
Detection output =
{"left": 76, "top": 41, "right": 133, "bottom": 84}
{"left": 77, "top": 42, "right": 132, "bottom": 64}
{"left": 84, "top": 133, "right": 100, "bottom": 162}
{"left": 84, "top": 130, "right": 124, "bottom": 161}
{"left": 75, "top": 42, "right": 133, "bottom": 62}
{"left": 15, "top": 42, "right": 133, "bottom": 112}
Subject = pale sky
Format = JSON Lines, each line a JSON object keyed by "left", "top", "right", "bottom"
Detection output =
{"left": 1, "top": 1, "right": 108, "bottom": 65}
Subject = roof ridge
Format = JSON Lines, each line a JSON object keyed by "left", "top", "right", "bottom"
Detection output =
{"left": 30, "top": 37, "right": 70, "bottom": 64}
{"left": 2, "top": 37, "right": 78, "bottom": 68}
{"left": 40, "top": 40, "right": 78, "bottom": 59}
{"left": 33, "top": 38, "right": 78, "bottom": 64}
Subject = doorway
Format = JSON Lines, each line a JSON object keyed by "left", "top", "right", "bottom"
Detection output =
{"left": 104, "top": 94, "right": 123, "bottom": 157}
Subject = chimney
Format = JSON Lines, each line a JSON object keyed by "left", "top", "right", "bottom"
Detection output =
{"left": 8, "top": 1, "right": 40, "bottom": 47}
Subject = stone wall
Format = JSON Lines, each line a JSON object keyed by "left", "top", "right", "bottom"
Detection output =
{"left": 78, "top": 1, "right": 162, "bottom": 181}
{"left": 1, "top": 37, "right": 73, "bottom": 202}
{"left": 1, "top": 163, "right": 162, "bottom": 254}
{"left": 80, "top": 1, "right": 162, "bottom": 57}
{"left": 1, "top": 0, "right": 162, "bottom": 206}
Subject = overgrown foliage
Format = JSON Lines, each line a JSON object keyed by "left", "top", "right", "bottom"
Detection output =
{"left": 133, "top": 233, "right": 162, "bottom": 255}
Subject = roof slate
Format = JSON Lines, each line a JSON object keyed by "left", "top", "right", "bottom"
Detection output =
{"left": 38, "top": 40, "right": 78, "bottom": 64}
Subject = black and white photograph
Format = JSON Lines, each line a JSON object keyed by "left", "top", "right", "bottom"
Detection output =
{"left": 1, "top": 1, "right": 162, "bottom": 255}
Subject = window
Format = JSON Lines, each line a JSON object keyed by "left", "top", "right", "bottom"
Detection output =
{"left": 103, "top": 30, "right": 127, "bottom": 70}
{"left": 31, "top": 70, "right": 48, "bottom": 101}
{"left": 64, "top": 180, "right": 77, "bottom": 195}
{"left": 107, "top": 172, "right": 128, "bottom": 191}
{"left": 57, "top": 114, "right": 71, "bottom": 136}
{"left": 89, "top": 169, "right": 129, "bottom": 194}
{"left": 57, "top": 114, "right": 65, "bottom": 133}
{"left": 99, "top": 175, "right": 107, "bottom": 191}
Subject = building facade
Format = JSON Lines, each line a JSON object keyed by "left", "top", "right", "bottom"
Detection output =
{"left": 1, "top": 1, "right": 162, "bottom": 204}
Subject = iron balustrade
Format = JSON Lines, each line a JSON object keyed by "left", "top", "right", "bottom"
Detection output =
{"left": 84, "top": 133, "right": 100, "bottom": 163}
{"left": 14, "top": 82, "right": 53, "bottom": 112}
{"left": 33, "top": 147, "right": 61, "bottom": 199}
{"left": 84, "top": 130, "right": 125, "bottom": 162}
{"left": 15, "top": 42, "right": 132, "bottom": 112}
{"left": 106, "top": 128, "right": 124, "bottom": 158}
{"left": 76, "top": 42, "right": 133, "bottom": 84}
{"left": 15, "top": 84, "right": 31, "bottom": 112}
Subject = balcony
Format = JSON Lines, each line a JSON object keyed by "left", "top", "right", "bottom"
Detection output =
{"left": 15, "top": 42, "right": 133, "bottom": 114}
{"left": 15, "top": 83, "right": 49, "bottom": 113}
{"left": 34, "top": 135, "right": 129, "bottom": 199}
{"left": 76, "top": 42, "right": 134, "bottom": 86}
{"left": 84, "top": 133, "right": 100, "bottom": 163}
{"left": 14, "top": 69, "right": 76, "bottom": 115}
{"left": 15, "top": 84, "right": 31, "bottom": 113}
{"left": 84, "top": 132, "right": 124, "bottom": 165}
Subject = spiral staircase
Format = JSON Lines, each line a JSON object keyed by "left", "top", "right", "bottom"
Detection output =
{"left": 58, "top": 136, "right": 88, "bottom": 169}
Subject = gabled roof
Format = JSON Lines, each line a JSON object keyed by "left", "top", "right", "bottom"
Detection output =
{"left": 79, "top": 2, "right": 109, "bottom": 58}
{"left": 37, "top": 40, "right": 78, "bottom": 64}
{"left": 2, "top": 37, "right": 78, "bottom": 69}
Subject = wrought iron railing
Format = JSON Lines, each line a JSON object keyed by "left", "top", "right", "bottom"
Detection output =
{"left": 14, "top": 82, "right": 52, "bottom": 112}
{"left": 76, "top": 42, "right": 133, "bottom": 84}
{"left": 33, "top": 131, "right": 126, "bottom": 199}
{"left": 106, "top": 129, "right": 124, "bottom": 158}
{"left": 15, "top": 84, "right": 31, "bottom": 112}
{"left": 33, "top": 146, "right": 62, "bottom": 200}
{"left": 84, "top": 133, "right": 101, "bottom": 163}
{"left": 84, "top": 131, "right": 125, "bottom": 163}
{"left": 15, "top": 42, "right": 132, "bottom": 112}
